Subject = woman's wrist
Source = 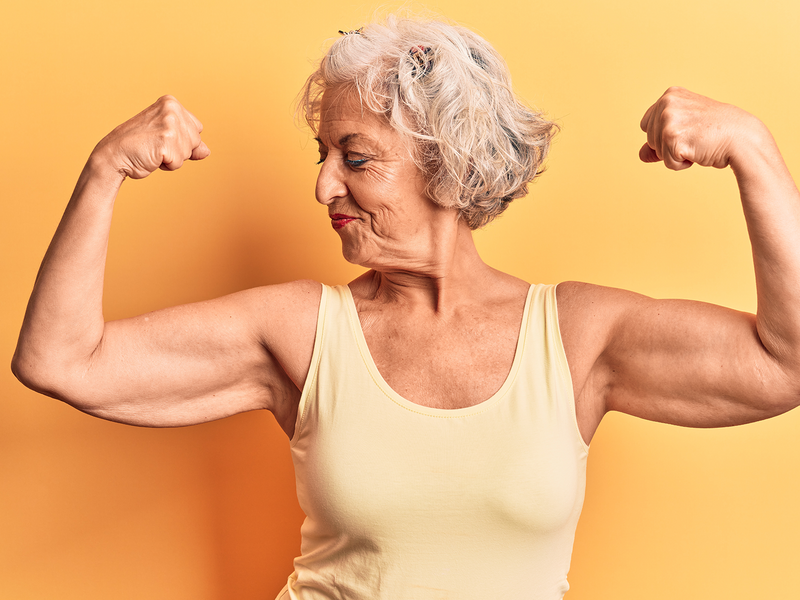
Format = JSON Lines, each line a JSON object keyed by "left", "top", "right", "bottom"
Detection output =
{"left": 85, "top": 142, "right": 129, "bottom": 188}
{"left": 727, "top": 113, "right": 777, "bottom": 178}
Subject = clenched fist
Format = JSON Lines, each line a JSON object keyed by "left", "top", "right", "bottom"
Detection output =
{"left": 639, "top": 86, "right": 762, "bottom": 172}
{"left": 92, "top": 95, "right": 210, "bottom": 180}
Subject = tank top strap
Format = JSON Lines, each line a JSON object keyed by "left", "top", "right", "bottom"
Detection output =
{"left": 290, "top": 282, "right": 330, "bottom": 445}
{"left": 518, "top": 283, "right": 587, "bottom": 454}
{"left": 292, "top": 283, "right": 367, "bottom": 445}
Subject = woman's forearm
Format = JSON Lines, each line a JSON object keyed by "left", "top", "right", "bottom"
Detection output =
{"left": 731, "top": 120, "right": 800, "bottom": 369}
{"left": 12, "top": 153, "right": 124, "bottom": 394}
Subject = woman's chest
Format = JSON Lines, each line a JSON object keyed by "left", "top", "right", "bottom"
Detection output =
{"left": 360, "top": 308, "right": 523, "bottom": 409}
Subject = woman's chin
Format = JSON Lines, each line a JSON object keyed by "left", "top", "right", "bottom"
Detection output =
{"left": 340, "top": 243, "right": 368, "bottom": 267}
{"left": 341, "top": 245, "right": 387, "bottom": 271}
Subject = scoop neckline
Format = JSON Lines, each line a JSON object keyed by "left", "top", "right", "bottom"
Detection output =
{"left": 342, "top": 284, "right": 534, "bottom": 417}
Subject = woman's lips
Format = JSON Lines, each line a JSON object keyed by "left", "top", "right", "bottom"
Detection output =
{"left": 330, "top": 214, "right": 357, "bottom": 230}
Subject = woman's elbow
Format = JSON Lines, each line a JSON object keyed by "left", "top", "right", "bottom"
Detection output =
{"left": 11, "top": 345, "right": 84, "bottom": 406}
{"left": 756, "top": 366, "right": 800, "bottom": 419}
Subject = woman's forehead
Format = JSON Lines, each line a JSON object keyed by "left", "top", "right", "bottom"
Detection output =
{"left": 318, "top": 89, "right": 397, "bottom": 146}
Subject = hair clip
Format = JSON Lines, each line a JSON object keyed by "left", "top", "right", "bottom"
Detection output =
{"left": 409, "top": 45, "right": 434, "bottom": 78}
{"left": 338, "top": 27, "right": 363, "bottom": 35}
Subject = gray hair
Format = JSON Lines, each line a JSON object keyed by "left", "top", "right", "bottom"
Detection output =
{"left": 300, "top": 15, "right": 558, "bottom": 229}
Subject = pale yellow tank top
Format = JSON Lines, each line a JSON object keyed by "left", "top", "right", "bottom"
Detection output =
{"left": 277, "top": 283, "right": 589, "bottom": 600}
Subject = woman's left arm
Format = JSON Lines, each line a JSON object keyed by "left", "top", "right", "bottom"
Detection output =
{"left": 560, "top": 87, "right": 800, "bottom": 444}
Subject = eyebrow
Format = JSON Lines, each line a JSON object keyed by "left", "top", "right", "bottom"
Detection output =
{"left": 314, "top": 133, "right": 370, "bottom": 146}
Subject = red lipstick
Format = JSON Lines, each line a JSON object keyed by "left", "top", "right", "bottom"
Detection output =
{"left": 330, "top": 214, "right": 357, "bottom": 230}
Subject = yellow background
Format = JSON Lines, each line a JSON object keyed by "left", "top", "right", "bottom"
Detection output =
{"left": 2, "top": 0, "right": 800, "bottom": 598}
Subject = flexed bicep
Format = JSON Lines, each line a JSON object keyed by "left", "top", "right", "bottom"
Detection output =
{"left": 77, "top": 281, "right": 320, "bottom": 435}
{"left": 559, "top": 282, "right": 799, "bottom": 440}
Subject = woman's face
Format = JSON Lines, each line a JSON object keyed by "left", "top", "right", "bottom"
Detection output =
{"left": 315, "top": 88, "right": 457, "bottom": 270}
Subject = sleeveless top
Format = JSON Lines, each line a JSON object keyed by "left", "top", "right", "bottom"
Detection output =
{"left": 277, "top": 283, "right": 589, "bottom": 600}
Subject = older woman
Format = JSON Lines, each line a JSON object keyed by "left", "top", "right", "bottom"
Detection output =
{"left": 12, "top": 15, "right": 800, "bottom": 600}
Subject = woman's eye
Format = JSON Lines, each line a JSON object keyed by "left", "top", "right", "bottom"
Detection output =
{"left": 345, "top": 158, "right": 368, "bottom": 168}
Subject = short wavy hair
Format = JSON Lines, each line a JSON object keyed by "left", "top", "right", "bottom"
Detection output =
{"left": 300, "top": 15, "right": 558, "bottom": 230}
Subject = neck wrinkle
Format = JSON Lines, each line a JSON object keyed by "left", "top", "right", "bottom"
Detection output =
{"left": 358, "top": 222, "right": 497, "bottom": 313}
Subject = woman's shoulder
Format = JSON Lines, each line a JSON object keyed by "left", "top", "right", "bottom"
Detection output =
{"left": 555, "top": 280, "right": 651, "bottom": 322}
{"left": 233, "top": 279, "right": 324, "bottom": 369}
{"left": 219, "top": 279, "right": 322, "bottom": 330}
{"left": 240, "top": 279, "right": 323, "bottom": 311}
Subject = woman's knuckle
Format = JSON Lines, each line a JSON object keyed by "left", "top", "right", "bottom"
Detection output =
{"left": 157, "top": 128, "right": 177, "bottom": 149}
{"left": 163, "top": 109, "right": 179, "bottom": 124}
{"left": 157, "top": 94, "right": 177, "bottom": 107}
{"left": 660, "top": 96, "right": 680, "bottom": 114}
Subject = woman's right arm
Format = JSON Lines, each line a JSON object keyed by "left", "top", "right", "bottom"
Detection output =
{"left": 11, "top": 96, "right": 320, "bottom": 436}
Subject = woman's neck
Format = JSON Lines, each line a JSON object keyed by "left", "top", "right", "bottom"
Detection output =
{"left": 351, "top": 222, "right": 502, "bottom": 313}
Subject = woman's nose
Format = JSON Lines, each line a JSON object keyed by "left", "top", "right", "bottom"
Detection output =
{"left": 315, "top": 159, "right": 348, "bottom": 205}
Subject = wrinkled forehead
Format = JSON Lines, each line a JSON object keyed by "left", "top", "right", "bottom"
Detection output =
{"left": 317, "top": 85, "right": 400, "bottom": 146}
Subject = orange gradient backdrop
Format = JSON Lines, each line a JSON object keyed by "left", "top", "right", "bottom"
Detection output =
{"left": 2, "top": 1, "right": 800, "bottom": 598}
